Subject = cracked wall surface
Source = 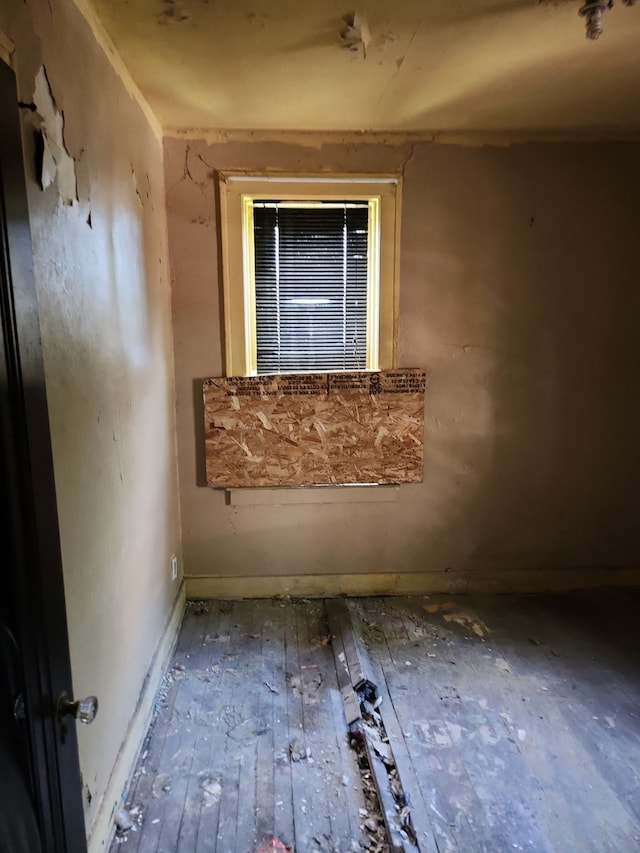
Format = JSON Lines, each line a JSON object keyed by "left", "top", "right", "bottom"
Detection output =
{"left": 165, "top": 135, "right": 640, "bottom": 592}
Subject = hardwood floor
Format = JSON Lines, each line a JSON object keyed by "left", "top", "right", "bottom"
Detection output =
{"left": 110, "top": 590, "right": 640, "bottom": 853}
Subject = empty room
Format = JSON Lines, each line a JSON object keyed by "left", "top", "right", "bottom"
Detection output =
{"left": 1, "top": 1, "right": 639, "bottom": 852}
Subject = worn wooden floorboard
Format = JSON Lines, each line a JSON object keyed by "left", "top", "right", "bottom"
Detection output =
{"left": 494, "top": 612, "right": 639, "bottom": 852}
{"left": 352, "top": 597, "right": 476, "bottom": 853}
{"left": 112, "top": 591, "right": 640, "bottom": 853}
{"left": 213, "top": 601, "right": 263, "bottom": 853}
{"left": 289, "top": 600, "right": 335, "bottom": 851}
{"left": 253, "top": 600, "right": 280, "bottom": 847}
{"left": 178, "top": 602, "right": 237, "bottom": 853}
{"left": 467, "top": 595, "right": 631, "bottom": 851}
{"left": 325, "top": 660, "right": 369, "bottom": 849}
{"left": 191, "top": 603, "right": 238, "bottom": 853}
{"left": 124, "top": 608, "right": 200, "bottom": 853}
{"left": 399, "top": 597, "right": 552, "bottom": 853}
{"left": 323, "top": 607, "right": 372, "bottom": 846}
{"left": 129, "top": 602, "right": 219, "bottom": 853}
{"left": 283, "top": 601, "right": 306, "bottom": 849}
{"left": 114, "top": 599, "right": 361, "bottom": 853}
{"left": 168, "top": 602, "right": 235, "bottom": 853}
{"left": 475, "top": 593, "right": 640, "bottom": 847}
{"left": 346, "top": 602, "right": 440, "bottom": 853}
{"left": 358, "top": 597, "right": 640, "bottom": 853}
{"left": 269, "top": 601, "right": 296, "bottom": 850}
{"left": 303, "top": 600, "right": 360, "bottom": 849}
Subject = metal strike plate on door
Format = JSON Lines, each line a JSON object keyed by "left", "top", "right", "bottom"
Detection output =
{"left": 57, "top": 692, "right": 99, "bottom": 725}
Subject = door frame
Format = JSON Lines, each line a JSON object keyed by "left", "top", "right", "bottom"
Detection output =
{"left": 0, "top": 58, "right": 87, "bottom": 852}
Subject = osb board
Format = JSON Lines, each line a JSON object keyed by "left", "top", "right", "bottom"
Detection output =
{"left": 203, "top": 370, "right": 426, "bottom": 488}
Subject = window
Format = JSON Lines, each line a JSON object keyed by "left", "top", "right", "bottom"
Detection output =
{"left": 219, "top": 174, "right": 400, "bottom": 376}
{"left": 253, "top": 200, "right": 369, "bottom": 373}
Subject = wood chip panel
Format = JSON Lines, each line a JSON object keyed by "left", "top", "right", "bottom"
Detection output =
{"left": 203, "top": 369, "right": 426, "bottom": 488}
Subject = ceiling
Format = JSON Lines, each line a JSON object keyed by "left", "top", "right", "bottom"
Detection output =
{"left": 85, "top": 0, "right": 640, "bottom": 140}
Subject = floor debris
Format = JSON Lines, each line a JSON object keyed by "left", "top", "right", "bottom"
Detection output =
{"left": 255, "top": 838, "right": 293, "bottom": 853}
{"left": 112, "top": 803, "right": 144, "bottom": 844}
{"left": 112, "top": 593, "right": 640, "bottom": 853}
{"left": 289, "top": 737, "right": 312, "bottom": 762}
{"left": 114, "top": 808, "right": 134, "bottom": 832}
{"left": 328, "top": 599, "right": 421, "bottom": 852}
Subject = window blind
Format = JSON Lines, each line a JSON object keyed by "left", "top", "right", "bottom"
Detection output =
{"left": 253, "top": 201, "right": 369, "bottom": 374}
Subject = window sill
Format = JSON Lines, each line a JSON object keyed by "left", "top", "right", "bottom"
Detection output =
{"left": 225, "top": 485, "right": 399, "bottom": 507}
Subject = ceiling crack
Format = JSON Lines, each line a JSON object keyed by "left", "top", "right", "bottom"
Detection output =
{"left": 375, "top": 18, "right": 422, "bottom": 112}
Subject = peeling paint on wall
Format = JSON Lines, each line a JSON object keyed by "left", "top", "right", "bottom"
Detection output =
{"left": 33, "top": 66, "right": 77, "bottom": 205}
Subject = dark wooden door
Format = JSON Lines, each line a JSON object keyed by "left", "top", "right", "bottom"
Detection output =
{"left": 0, "top": 59, "right": 88, "bottom": 852}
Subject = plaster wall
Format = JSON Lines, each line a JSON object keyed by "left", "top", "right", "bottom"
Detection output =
{"left": 165, "top": 137, "right": 640, "bottom": 592}
{"left": 1, "top": 0, "right": 182, "bottom": 842}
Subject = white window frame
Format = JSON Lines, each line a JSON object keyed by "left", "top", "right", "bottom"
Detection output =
{"left": 218, "top": 173, "right": 401, "bottom": 377}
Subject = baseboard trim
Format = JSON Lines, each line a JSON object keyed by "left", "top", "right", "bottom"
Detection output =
{"left": 87, "top": 582, "right": 186, "bottom": 853}
{"left": 185, "top": 567, "right": 640, "bottom": 599}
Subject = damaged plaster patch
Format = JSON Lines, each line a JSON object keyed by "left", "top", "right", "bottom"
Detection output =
{"left": 132, "top": 166, "right": 144, "bottom": 208}
{"left": 131, "top": 167, "right": 153, "bottom": 210}
{"left": 33, "top": 66, "right": 77, "bottom": 205}
{"left": 181, "top": 143, "right": 212, "bottom": 192}
{"left": 158, "top": 0, "right": 189, "bottom": 24}
{"left": 341, "top": 12, "right": 371, "bottom": 57}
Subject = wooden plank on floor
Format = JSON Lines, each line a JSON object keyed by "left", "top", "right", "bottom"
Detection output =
{"left": 175, "top": 603, "right": 240, "bottom": 853}
{"left": 288, "top": 601, "right": 334, "bottom": 851}
{"left": 469, "top": 593, "right": 640, "bottom": 849}
{"left": 326, "top": 598, "right": 366, "bottom": 690}
{"left": 326, "top": 600, "right": 361, "bottom": 726}
{"left": 395, "top": 597, "right": 553, "bottom": 853}
{"left": 270, "top": 601, "right": 296, "bottom": 850}
{"left": 253, "top": 600, "right": 281, "bottom": 847}
{"left": 234, "top": 601, "right": 275, "bottom": 853}
{"left": 330, "top": 597, "right": 444, "bottom": 853}
{"left": 330, "top": 597, "right": 439, "bottom": 852}
{"left": 351, "top": 597, "right": 483, "bottom": 853}
{"left": 207, "top": 600, "right": 262, "bottom": 853}
{"left": 324, "top": 662, "right": 369, "bottom": 851}
{"left": 389, "top": 596, "right": 555, "bottom": 853}
{"left": 176, "top": 601, "right": 242, "bottom": 853}
{"left": 135, "top": 603, "right": 223, "bottom": 853}
{"left": 389, "top": 593, "right": 640, "bottom": 853}
{"left": 304, "top": 599, "right": 364, "bottom": 849}
{"left": 123, "top": 604, "right": 206, "bottom": 852}
{"left": 346, "top": 602, "right": 441, "bottom": 853}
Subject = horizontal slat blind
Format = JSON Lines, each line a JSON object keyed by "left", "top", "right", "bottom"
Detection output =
{"left": 253, "top": 201, "right": 369, "bottom": 373}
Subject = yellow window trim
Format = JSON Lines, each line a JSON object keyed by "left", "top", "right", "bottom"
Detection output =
{"left": 218, "top": 173, "right": 401, "bottom": 377}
